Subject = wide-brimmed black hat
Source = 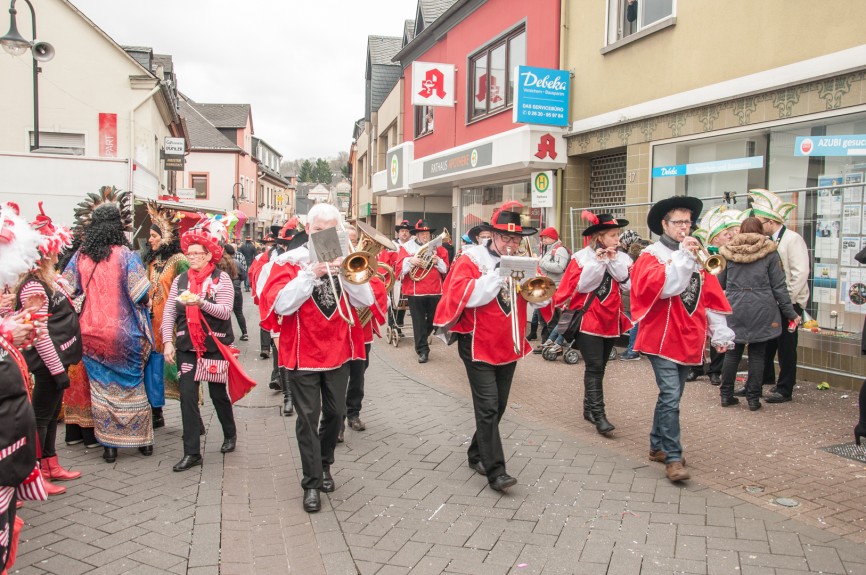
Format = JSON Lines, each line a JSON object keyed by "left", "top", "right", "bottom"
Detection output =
{"left": 467, "top": 222, "right": 490, "bottom": 244}
{"left": 479, "top": 202, "right": 537, "bottom": 237}
{"left": 581, "top": 212, "right": 630, "bottom": 237}
{"left": 275, "top": 218, "right": 299, "bottom": 246}
{"left": 646, "top": 196, "right": 703, "bottom": 236}
{"left": 395, "top": 219, "right": 412, "bottom": 232}
{"left": 410, "top": 219, "right": 434, "bottom": 235}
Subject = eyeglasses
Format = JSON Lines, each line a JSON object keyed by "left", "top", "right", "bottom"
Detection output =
{"left": 186, "top": 251, "right": 209, "bottom": 258}
{"left": 494, "top": 233, "right": 522, "bottom": 245}
{"left": 664, "top": 219, "right": 693, "bottom": 227}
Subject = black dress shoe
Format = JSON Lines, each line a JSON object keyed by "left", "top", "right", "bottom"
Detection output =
{"left": 220, "top": 436, "right": 237, "bottom": 453}
{"left": 468, "top": 460, "right": 486, "bottom": 475}
{"left": 259, "top": 351, "right": 269, "bottom": 359}
{"left": 709, "top": 374, "right": 722, "bottom": 386}
{"left": 240, "top": 333, "right": 249, "bottom": 341}
{"left": 685, "top": 369, "right": 701, "bottom": 382}
{"left": 489, "top": 474, "right": 518, "bottom": 492}
{"left": 282, "top": 398, "right": 294, "bottom": 416}
{"left": 322, "top": 470, "right": 335, "bottom": 493}
{"left": 748, "top": 398, "right": 762, "bottom": 411}
{"left": 152, "top": 409, "right": 165, "bottom": 429}
{"left": 764, "top": 392, "right": 791, "bottom": 404}
{"left": 102, "top": 447, "right": 117, "bottom": 463}
{"left": 269, "top": 378, "right": 281, "bottom": 390}
{"left": 733, "top": 386, "right": 747, "bottom": 397}
{"left": 720, "top": 396, "right": 739, "bottom": 407}
{"left": 303, "top": 488, "right": 321, "bottom": 513}
{"left": 418, "top": 352, "right": 429, "bottom": 364}
{"left": 173, "top": 454, "right": 202, "bottom": 472}
{"left": 138, "top": 445, "right": 154, "bottom": 456}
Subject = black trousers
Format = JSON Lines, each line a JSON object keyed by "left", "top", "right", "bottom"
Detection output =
{"left": 388, "top": 308, "right": 406, "bottom": 328}
{"left": 31, "top": 366, "right": 65, "bottom": 459}
{"left": 260, "top": 327, "right": 271, "bottom": 355}
{"left": 177, "top": 350, "right": 237, "bottom": 456}
{"left": 232, "top": 289, "right": 247, "bottom": 336}
{"left": 346, "top": 343, "right": 371, "bottom": 420}
{"left": 576, "top": 332, "right": 615, "bottom": 383}
{"left": 541, "top": 309, "right": 561, "bottom": 343}
{"left": 458, "top": 334, "right": 516, "bottom": 482}
{"left": 722, "top": 341, "right": 768, "bottom": 400}
{"left": 762, "top": 304, "right": 802, "bottom": 397}
{"left": 408, "top": 295, "right": 440, "bottom": 355}
{"left": 291, "top": 365, "right": 349, "bottom": 489}
{"left": 705, "top": 347, "right": 724, "bottom": 376}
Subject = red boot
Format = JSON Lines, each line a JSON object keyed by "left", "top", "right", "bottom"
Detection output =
{"left": 38, "top": 461, "right": 67, "bottom": 496}
{"left": 42, "top": 456, "right": 81, "bottom": 481}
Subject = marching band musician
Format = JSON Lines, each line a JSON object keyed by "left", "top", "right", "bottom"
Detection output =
{"left": 433, "top": 202, "right": 549, "bottom": 493}
{"left": 630, "top": 196, "right": 735, "bottom": 483}
{"left": 258, "top": 204, "right": 374, "bottom": 513}
{"left": 396, "top": 220, "right": 449, "bottom": 363}
{"left": 383, "top": 220, "right": 411, "bottom": 337}
{"left": 553, "top": 212, "right": 632, "bottom": 435}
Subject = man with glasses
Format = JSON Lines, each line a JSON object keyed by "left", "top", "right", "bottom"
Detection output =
{"left": 631, "top": 197, "right": 735, "bottom": 483}
{"left": 748, "top": 189, "right": 809, "bottom": 404}
{"left": 434, "top": 202, "right": 549, "bottom": 492}
{"left": 396, "top": 220, "right": 449, "bottom": 363}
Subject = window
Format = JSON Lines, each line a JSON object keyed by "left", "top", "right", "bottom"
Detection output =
{"left": 468, "top": 27, "right": 525, "bottom": 121}
{"left": 29, "top": 131, "right": 85, "bottom": 155}
{"left": 607, "top": 0, "right": 674, "bottom": 45}
{"left": 190, "top": 173, "right": 208, "bottom": 199}
{"left": 414, "top": 105, "right": 434, "bottom": 138}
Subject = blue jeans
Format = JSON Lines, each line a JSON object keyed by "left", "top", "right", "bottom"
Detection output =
{"left": 647, "top": 355, "right": 691, "bottom": 463}
{"left": 625, "top": 313, "right": 638, "bottom": 354}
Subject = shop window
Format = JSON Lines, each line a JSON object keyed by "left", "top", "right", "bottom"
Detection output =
{"left": 459, "top": 181, "right": 539, "bottom": 240}
{"left": 468, "top": 27, "right": 526, "bottom": 122}
{"left": 606, "top": 0, "right": 674, "bottom": 45}
{"left": 190, "top": 173, "right": 209, "bottom": 199}
{"left": 414, "top": 105, "right": 434, "bottom": 138}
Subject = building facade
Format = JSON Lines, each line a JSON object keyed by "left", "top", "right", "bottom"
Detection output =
{"left": 253, "top": 136, "right": 292, "bottom": 230}
{"left": 562, "top": 0, "right": 866, "bottom": 388}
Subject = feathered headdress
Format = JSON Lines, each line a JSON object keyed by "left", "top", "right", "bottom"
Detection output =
{"left": 31, "top": 201, "right": 73, "bottom": 256}
{"left": 73, "top": 186, "right": 133, "bottom": 234}
{"left": 146, "top": 200, "right": 179, "bottom": 246}
{"left": 0, "top": 203, "right": 42, "bottom": 289}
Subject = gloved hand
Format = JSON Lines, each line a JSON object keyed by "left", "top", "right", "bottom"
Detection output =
{"left": 54, "top": 371, "right": 71, "bottom": 390}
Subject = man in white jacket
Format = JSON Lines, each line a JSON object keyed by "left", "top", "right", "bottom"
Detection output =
{"left": 749, "top": 189, "right": 810, "bottom": 404}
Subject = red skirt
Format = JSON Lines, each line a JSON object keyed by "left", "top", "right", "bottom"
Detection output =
{"left": 63, "top": 361, "right": 94, "bottom": 428}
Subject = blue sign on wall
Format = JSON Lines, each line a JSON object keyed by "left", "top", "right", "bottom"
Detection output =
{"left": 652, "top": 156, "right": 764, "bottom": 178}
{"left": 795, "top": 136, "right": 866, "bottom": 157}
{"left": 513, "top": 66, "right": 570, "bottom": 127}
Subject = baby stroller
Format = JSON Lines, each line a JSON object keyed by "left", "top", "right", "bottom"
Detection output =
{"left": 540, "top": 308, "right": 625, "bottom": 364}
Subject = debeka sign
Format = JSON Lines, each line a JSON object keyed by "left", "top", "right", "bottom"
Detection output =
{"left": 513, "top": 65, "right": 570, "bottom": 127}
{"left": 423, "top": 143, "right": 493, "bottom": 179}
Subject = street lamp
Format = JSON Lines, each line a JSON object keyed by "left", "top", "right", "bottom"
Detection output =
{"left": 1, "top": 0, "right": 54, "bottom": 152}
{"left": 232, "top": 182, "right": 246, "bottom": 207}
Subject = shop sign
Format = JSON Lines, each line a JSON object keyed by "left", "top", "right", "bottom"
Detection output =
{"left": 795, "top": 135, "right": 866, "bottom": 157}
{"left": 412, "top": 62, "right": 455, "bottom": 107}
{"left": 652, "top": 156, "right": 764, "bottom": 178}
{"left": 422, "top": 143, "right": 493, "bottom": 179}
{"left": 531, "top": 171, "right": 554, "bottom": 208}
{"left": 387, "top": 148, "right": 403, "bottom": 190}
{"left": 513, "top": 66, "right": 570, "bottom": 127}
{"left": 176, "top": 188, "right": 195, "bottom": 200}
{"left": 163, "top": 137, "right": 186, "bottom": 171}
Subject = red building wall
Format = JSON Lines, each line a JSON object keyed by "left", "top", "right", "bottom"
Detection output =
{"left": 403, "top": 0, "right": 560, "bottom": 160}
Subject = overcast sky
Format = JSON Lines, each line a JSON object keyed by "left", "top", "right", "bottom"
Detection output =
{"left": 72, "top": 0, "right": 414, "bottom": 161}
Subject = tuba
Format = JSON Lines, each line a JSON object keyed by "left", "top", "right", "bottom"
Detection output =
{"left": 408, "top": 228, "right": 451, "bottom": 281}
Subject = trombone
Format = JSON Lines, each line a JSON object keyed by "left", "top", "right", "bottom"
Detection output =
{"left": 504, "top": 247, "right": 556, "bottom": 354}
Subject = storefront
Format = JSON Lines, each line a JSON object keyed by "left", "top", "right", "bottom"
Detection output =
{"left": 564, "top": 70, "right": 866, "bottom": 389}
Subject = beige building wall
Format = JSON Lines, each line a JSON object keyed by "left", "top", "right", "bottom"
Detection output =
{"left": 564, "top": 1, "right": 866, "bottom": 120}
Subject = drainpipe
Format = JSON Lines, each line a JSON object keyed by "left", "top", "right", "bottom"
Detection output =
{"left": 128, "top": 85, "right": 161, "bottom": 195}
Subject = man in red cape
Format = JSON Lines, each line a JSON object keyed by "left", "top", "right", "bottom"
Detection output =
{"left": 434, "top": 202, "right": 549, "bottom": 493}
{"left": 258, "top": 204, "right": 374, "bottom": 513}
{"left": 630, "top": 196, "right": 734, "bottom": 483}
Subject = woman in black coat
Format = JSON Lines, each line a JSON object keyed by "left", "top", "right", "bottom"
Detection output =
{"left": 718, "top": 217, "right": 800, "bottom": 410}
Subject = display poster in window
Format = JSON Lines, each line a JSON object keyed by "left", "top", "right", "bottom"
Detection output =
{"left": 412, "top": 62, "right": 455, "bottom": 107}
{"left": 512, "top": 65, "right": 570, "bottom": 127}
{"left": 842, "top": 237, "right": 862, "bottom": 266}
{"left": 841, "top": 268, "right": 866, "bottom": 312}
{"left": 813, "top": 263, "right": 839, "bottom": 304}
{"left": 817, "top": 176, "right": 843, "bottom": 216}
{"left": 815, "top": 217, "right": 840, "bottom": 259}
{"left": 842, "top": 205, "right": 862, "bottom": 235}
{"left": 844, "top": 172, "right": 863, "bottom": 203}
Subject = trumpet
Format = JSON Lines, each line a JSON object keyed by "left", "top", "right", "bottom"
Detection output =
{"left": 409, "top": 228, "right": 451, "bottom": 281}
{"left": 695, "top": 244, "right": 726, "bottom": 275}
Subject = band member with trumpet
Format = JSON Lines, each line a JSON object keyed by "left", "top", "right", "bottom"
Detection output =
{"left": 396, "top": 220, "right": 450, "bottom": 363}
{"left": 631, "top": 196, "right": 735, "bottom": 483}
{"left": 434, "top": 202, "right": 551, "bottom": 493}
{"left": 384, "top": 220, "right": 412, "bottom": 337}
{"left": 553, "top": 212, "right": 633, "bottom": 435}
{"left": 258, "top": 203, "right": 374, "bottom": 513}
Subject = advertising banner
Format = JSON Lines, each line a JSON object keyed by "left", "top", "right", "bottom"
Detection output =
{"left": 795, "top": 135, "right": 866, "bottom": 157}
{"left": 513, "top": 66, "right": 570, "bottom": 127}
{"left": 98, "top": 113, "right": 117, "bottom": 158}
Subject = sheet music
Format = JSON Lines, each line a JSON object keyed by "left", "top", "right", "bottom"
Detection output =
{"left": 308, "top": 227, "right": 347, "bottom": 264}
{"left": 498, "top": 256, "right": 538, "bottom": 279}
